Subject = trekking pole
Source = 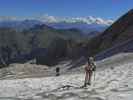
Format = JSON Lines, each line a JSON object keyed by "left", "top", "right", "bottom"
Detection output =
{"left": 93, "top": 71, "right": 95, "bottom": 81}
{"left": 93, "top": 64, "right": 96, "bottom": 85}
{"left": 93, "top": 70, "right": 96, "bottom": 86}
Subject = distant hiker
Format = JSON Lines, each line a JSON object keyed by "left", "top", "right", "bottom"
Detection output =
{"left": 56, "top": 67, "right": 60, "bottom": 76}
{"left": 84, "top": 57, "right": 96, "bottom": 87}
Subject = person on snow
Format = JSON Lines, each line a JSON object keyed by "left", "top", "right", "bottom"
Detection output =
{"left": 56, "top": 67, "right": 60, "bottom": 76}
{"left": 84, "top": 57, "right": 96, "bottom": 87}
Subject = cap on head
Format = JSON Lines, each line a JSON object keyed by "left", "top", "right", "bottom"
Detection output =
{"left": 89, "top": 57, "right": 94, "bottom": 62}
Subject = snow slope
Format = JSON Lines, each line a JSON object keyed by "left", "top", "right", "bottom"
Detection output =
{"left": 0, "top": 53, "right": 133, "bottom": 100}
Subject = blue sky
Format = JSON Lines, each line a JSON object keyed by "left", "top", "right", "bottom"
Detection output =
{"left": 0, "top": 0, "right": 132, "bottom": 20}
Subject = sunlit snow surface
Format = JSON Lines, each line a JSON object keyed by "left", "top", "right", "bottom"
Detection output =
{"left": 0, "top": 55, "right": 133, "bottom": 100}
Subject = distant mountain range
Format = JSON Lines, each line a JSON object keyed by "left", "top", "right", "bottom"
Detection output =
{"left": 0, "top": 15, "right": 116, "bottom": 66}
{"left": 0, "top": 23, "right": 88, "bottom": 66}
{"left": 0, "top": 15, "right": 113, "bottom": 33}
{"left": 36, "top": 15, "right": 113, "bottom": 25}
{"left": 1, "top": 9, "right": 133, "bottom": 66}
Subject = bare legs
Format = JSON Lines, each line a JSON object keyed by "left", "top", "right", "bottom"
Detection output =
{"left": 84, "top": 71, "right": 92, "bottom": 86}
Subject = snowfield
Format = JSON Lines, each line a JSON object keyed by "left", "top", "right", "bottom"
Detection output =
{"left": 0, "top": 53, "right": 133, "bottom": 100}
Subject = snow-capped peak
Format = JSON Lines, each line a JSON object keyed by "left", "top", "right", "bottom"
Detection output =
{"left": 0, "top": 15, "right": 114, "bottom": 26}
{"left": 37, "top": 15, "right": 114, "bottom": 25}
{"left": 37, "top": 14, "right": 58, "bottom": 23}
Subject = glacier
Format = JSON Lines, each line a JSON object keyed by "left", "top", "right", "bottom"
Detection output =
{"left": 0, "top": 53, "right": 132, "bottom": 100}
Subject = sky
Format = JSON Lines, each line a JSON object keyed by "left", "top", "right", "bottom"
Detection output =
{"left": 0, "top": 0, "right": 132, "bottom": 20}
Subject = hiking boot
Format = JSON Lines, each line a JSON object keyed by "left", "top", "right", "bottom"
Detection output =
{"left": 87, "top": 82, "right": 91, "bottom": 85}
{"left": 82, "top": 83, "right": 87, "bottom": 87}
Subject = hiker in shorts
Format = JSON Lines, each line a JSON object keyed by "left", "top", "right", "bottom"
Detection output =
{"left": 84, "top": 57, "right": 96, "bottom": 87}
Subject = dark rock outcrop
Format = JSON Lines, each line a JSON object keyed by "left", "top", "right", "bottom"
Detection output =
{"left": 99, "top": 9, "right": 133, "bottom": 51}
{"left": 95, "top": 9, "right": 133, "bottom": 60}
